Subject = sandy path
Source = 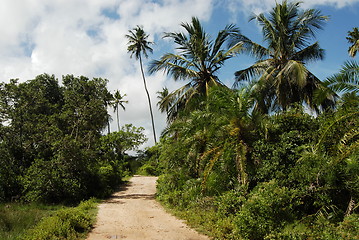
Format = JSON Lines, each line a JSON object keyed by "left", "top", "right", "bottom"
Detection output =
{"left": 86, "top": 175, "right": 209, "bottom": 240}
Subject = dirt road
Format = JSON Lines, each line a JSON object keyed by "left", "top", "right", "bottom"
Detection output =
{"left": 86, "top": 175, "right": 209, "bottom": 240}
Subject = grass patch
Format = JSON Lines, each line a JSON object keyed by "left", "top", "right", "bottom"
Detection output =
{"left": 0, "top": 199, "right": 99, "bottom": 240}
{"left": 0, "top": 203, "right": 62, "bottom": 240}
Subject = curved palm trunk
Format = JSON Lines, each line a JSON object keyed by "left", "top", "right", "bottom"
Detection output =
{"left": 139, "top": 55, "right": 157, "bottom": 143}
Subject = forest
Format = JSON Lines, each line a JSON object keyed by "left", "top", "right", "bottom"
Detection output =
{"left": 1, "top": 0, "right": 358, "bottom": 239}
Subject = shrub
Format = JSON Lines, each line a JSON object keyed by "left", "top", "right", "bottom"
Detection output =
{"left": 21, "top": 158, "right": 85, "bottom": 203}
{"left": 233, "top": 181, "right": 299, "bottom": 240}
{"left": 21, "top": 199, "right": 97, "bottom": 240}
{"left": 94, "top": 162, "right": 122, "bottom": 198}
{"left": 214, "top": 189, "right": 246, "bottom": 218}
{"left": 137, "top": 162, "right": 159, "bottom": 176}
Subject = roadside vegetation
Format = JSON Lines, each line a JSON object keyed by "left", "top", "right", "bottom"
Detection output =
{"left": 0, "top": 199, "right": 98, "bottom": 240}
{"left": 143, "top": 1, "right": 358, "bottom": 239}
{"left": 0, "top": 74, "right": 146, "bottom": 239}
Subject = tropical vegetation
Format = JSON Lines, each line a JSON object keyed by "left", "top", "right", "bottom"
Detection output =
{"left": 149, "top": 17, "right": 243, "bottom": 122}
{"left": 145, "top": 1, "right": 359, "bottom": 239}
{"left": 234, "top": 0, "right": 335, "bottom": 113}
{"left": 0, "top": 0, "right": 358, "bottom": 239}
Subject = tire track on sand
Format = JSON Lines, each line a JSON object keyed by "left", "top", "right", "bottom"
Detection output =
{"left": 86, "top": 175, "right": 209, "bottom": 240}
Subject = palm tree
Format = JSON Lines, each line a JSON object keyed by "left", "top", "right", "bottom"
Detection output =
{"left": 325, "top": 60, "right": 359, "bottom": 94}
{"left": 156, "top": 87, "right": 171, "bottom": 120}
{"left": 347, "top": 27, "right": 359, "bottom": 57}
{"left": 112, "top": 90, "right": 128, "bottom": 131}
{"left": 126, "top": 26, "right": 157, "bottom": 143}
{"left": 234, "top": 0, "right": 335, "bottom": 113}
{"left": 149, "top": 17, "right": 243, "bottom": 121}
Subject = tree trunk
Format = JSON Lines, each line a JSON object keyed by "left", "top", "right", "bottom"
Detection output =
{"left": 139, "top": 55, "right": 157, "bottom": 144}
{"left": 116, "top": 106, "right": 120, "bottom": 131}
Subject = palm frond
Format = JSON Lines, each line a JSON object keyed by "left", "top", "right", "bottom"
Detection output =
{"left": 279, "top": 60, "right": 308, "bottom": 88}
{"left": 233, "top": 60, "right": 272, "bottom": 86}
{"left": 149, "top": 53, "right": 199, "bottom": 80}
{"left": 294, "top": 42, "right": 324, "bottom": 63}
{"left": 325, "top": 60, "right": 359, "bottom": 94}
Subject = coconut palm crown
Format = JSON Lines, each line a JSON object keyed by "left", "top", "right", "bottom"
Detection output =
{"left": 347, "top": 27, "right": 359, "bottom": 58}
{"left": 149, "top": 17, "right": 243, "bottom": 121}
{"left": 234, "top": 0, "right": 335, "bottom": 113}
{"left": 112, "top": 90, "right": 128, "bottom": 131}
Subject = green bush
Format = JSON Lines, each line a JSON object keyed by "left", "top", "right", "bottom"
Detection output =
{"left": 21, "top": 158, "right": 85, "bottom": 203}
{"left": 22, "top": 199, "right": 97, "bottom": 240}
{"left": 233, "top": 181, "right": 299, "bottom": 240}
{"left": 95, "top": 162, "right": 122, "bottom": 198}
{"left": 137, "top": 162, "right": 159, "bottom": 176}
{"left": 156, "top": 172, "right": 200, "bottom": 209}
{"left": 214, "top": 189, "right": 246, "bottom": 218}
{"left": 267, "top": 214, "right": 359, "bottom": 240}
{"left": 338, "top": 214, "right": 359, "bottom": 239}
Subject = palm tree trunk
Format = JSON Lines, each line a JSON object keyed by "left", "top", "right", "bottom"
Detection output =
{"left": 139, "top": 55, "right": 157, "bottom": 143}
{"left": 116, "top": 106, "right": 120, "bottom": 131}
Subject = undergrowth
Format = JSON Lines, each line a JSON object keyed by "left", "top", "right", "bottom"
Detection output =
{"left": 20, "top": 198, "right": 98, "bottom": 240}
{"left": 0, "top": 203, "right": 62, "bottom": 240}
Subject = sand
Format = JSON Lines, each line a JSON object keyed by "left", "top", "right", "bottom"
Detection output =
{"left": 86, "top": 175, "right": 209, "bottom": 240}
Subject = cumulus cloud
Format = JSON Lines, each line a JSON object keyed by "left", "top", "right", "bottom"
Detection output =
{"left": 222, "top": 0, "right": 359, "bottom": 17}
{"left": 0, "top": 0, "right": 215, "bottom": 148}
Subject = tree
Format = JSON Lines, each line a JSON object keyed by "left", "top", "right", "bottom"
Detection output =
{"left": 234, "top": 0, "right": 335, "bottom": 113}
{"left": 112, "top": 90, "right": 128, "bottom": 131}
{"left": 126, "top": 26, "right": 157, "bottom": 143}
{"left": 325, "top": 60, "right": 359, "bottom": 94}
{"left": 156, "top": 87, "right": 172, "bottom": 121}
{"left": 149, "top": 17, "right": 243, "bottom": 122}
{"left": 347, "top": 27, "right": 359, "bottom": 57}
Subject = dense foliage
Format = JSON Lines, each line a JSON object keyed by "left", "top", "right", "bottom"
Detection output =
{"left": 149, "top": 1, "right": 359, "bottom": 239}
{"left": 153, "top": 88, "right": 358, "bottom": 239}
{"left": 0, "top": 74, "right": 146, "bottom": 204}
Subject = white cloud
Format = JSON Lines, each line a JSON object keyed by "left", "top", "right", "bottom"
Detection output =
{"left": 222, "top": 0, "right": 359, "bottom": 18}
{"left": 0, "top": 0, "right": 215, "bottom": 148}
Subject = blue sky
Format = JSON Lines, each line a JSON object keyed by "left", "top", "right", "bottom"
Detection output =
{"left": 195, "top": 1, "right": 359, "bottom": 86}
{"left": 1, "top": 0, "right": 358, "bottom": 147}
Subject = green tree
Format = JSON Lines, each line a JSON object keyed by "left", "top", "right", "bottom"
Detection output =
{"left": 149, "top": 17, "right": 243, "bottom": 121}
{"left": 325, "top": 60, "right": 359, "bottom": 94}
{"left": 61, "top": 75, "right": 111, "bottom": 143}
{"left": 99, "top": 124, "right": 147, "bottom": 157}
{"left": 0, "top": 74, "right": 126, "bottom": 203}
{"left": 234, "top": 0, "right": 334, "bottom": 113}
{"left": 347, "top": 27, "right": 359, "bottom": 57}
{"left": 112, "top": 90, "right": 128, "bottom": 131}
{"left": 156, "top": 87, "right": 171, "bottom": 121}
{"left": 126, "top": 26, "right": 157, "bottom": 143}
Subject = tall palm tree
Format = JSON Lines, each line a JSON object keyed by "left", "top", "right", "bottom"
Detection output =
{"left": 112, "top": 90, "right": 128, "bottom": 131}
{"left": 126, "top": 26, "right": 157, "bottom": 143}
{"left": 234, "top": 0, "right": 335, "bottom": 113}
{"left": 149, "top": 17, "right": 243, "bottom": 122}
{"left": 347, "top": 27, "right": 359, "bottom": 57}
